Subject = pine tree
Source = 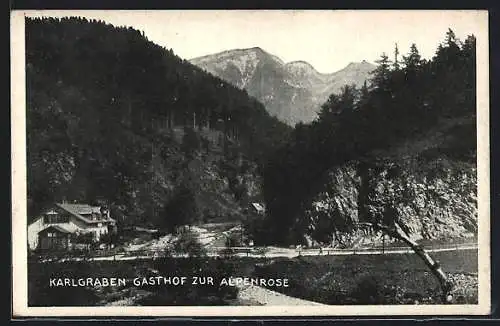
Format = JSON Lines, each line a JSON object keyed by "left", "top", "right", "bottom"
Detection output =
{"left": 462, "top": 34, "right": 476, "bottom": 59}
{"left": 318, "top": 93, "right": 341, "bottom": 121}
{"left": 403, "top": 44, "right": 422, "bottom": 71}
{"left": 370, "top": 52, "right": 392, "bottom": 91}
{"left": 339, "top": 84, "right": 358, "bottom": 108}
{"left": 317, "top": 84, "right": 358, "bottom": 122}
{"left": 434, "top": 28, "right": 461, "bottom": 68}
{"left": 358, "top": 80, "right": 370, "bottom": 107}
{"left": 445, "top": 28, "right": 458, "bottom": 46}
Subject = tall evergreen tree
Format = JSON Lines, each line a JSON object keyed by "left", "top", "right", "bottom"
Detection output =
{"left": 434, "top": 28, "right": 461, "bottom": 68}
{"left": 318, "top": 93, "right": 341, "bottom": 121}
{"left": 403, "top": 44, "right": 422, "bottom": 71}
{"left": 370, "top": 52, "right": 392, "bottom": 91}
{"left": 445, "top": 28, "right": 459, "bottom": 46}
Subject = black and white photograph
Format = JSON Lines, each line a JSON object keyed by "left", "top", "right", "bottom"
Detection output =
{"left": 11, "top": 10, "right": 490, "bottom": 316}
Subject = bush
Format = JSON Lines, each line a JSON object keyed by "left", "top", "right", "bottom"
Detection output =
{"left": 173, "top": 227, "right": 206, "bottom": 257}
{"left": 224, "top": 232, "right": 242, "bottom": 247}
{"left": 143, "top": 256, "right": 240, "bottom": 306}
{"left": 182, "top": 126, "right": 201, "bottom": 157}
{"left": 350, "top": 275, "right": 384, "bottom": 304}
{"left": 29, "top": 279, "right": 99, "bottom": 306}
{"left": 218, "top": 247, "right": 235, "bottom": 258}
{"left": 252, "top": 247, "right": 269, "bottom": 257}
{"left": 163, "top": 186, "right": 201, "bottom": 232}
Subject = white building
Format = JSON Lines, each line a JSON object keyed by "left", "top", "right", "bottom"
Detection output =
{"left": 28, "top": 202, "right": 116, "bottom": 251}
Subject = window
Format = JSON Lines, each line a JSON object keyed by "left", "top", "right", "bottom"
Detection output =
{"left": 44, "top": 214, "right": 69, "bottom": 224}
{"left": 81, "top": 213, "right": 92, "bottom": 219}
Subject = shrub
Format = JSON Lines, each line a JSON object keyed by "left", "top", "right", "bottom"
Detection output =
{"left": 349, "top": 275, "right": 384, "bottom": 304}
{"left": 252, "top": 247, "right": 269, "bottom": 257}
{"left": 173, "top": 227, "right": 206, "bottom": 257}
{"left": 144, "top": 256, "right": 240, "bottom": 306}
{"left": 218, "top": 247, "right": 235, "bottom": 258}
{"left": 224, "top": 232, "right": 242, "bottom": 247}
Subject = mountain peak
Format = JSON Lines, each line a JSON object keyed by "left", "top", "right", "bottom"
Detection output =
{"left": 284, "top": 60, "right": 322, "bottom": 81}
{"left": 248, "top": 46, "right": 264, "bottom": 52}
{"left": 229, "top": 46, "right": 265, "bottom": 56}
{"left": 285, "top": 60, "right": 317, "bottom": 70}
{"left": 336, "top": 60, "right": 376, "bottom": 74}
{"left": 348, "top": 60, "right": 374, "bottom": 67}
{"left": 190, "top": 48, "right": 375, "bottom": 125}
{"left": 242, "top": 47, "right": 280, "bottom": 60}
{"left": 287, "top": 60, "right": 313, "bottom": 66}
{"left": 190, "top": 47, "right": 284, "bottom": 66}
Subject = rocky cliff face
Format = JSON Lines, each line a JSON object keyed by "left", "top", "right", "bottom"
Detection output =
{"left": 306, "top": 158, "right": 477, "bottom": 247}
{"left": 304, "top": 116, "right": 477, "bottom": 247}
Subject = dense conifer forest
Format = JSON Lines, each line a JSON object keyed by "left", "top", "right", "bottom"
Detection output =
{"left": 26, "top": 17, "right": 290, "bottom": 228}
{"left": 257, "top": 30, "right": 477, "bottom": 245}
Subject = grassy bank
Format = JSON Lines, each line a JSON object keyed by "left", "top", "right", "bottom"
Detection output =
{"left": 27, "top": 256, "right": 261, "bottom": 306}
{"left": 253, "top": 249, "right": 478, "bottom": 305}
{"left": 28, "top": 249, "right": 477, "bottom": 306}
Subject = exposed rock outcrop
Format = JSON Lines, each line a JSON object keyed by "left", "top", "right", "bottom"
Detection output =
{"left": 305, "top": 157, "right": 477, "bottom": 246}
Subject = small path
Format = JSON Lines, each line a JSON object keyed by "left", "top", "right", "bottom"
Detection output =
{"left": 236, "top": 283, "right": 326, "bottom": 306}
{"left": 36, "top": 244, "right": 478, "bottom": 263}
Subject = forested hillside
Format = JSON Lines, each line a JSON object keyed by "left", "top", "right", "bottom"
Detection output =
{"left": 254, "top": 30, "right": 478, "bottom": 245}
{"left": 25, "top": 17, "right": 478, "bottom": 247}
{"left": 26, "top": 17, "right": 290, "bottom": 228}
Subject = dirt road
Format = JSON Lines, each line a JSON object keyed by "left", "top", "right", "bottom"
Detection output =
{"left": 39, "top": 244, "right": 478, "bottom": 263}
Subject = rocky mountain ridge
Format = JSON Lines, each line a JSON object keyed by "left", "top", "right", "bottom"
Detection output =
{"left": 190, "top": 48, "right": 375, "bottom": 125}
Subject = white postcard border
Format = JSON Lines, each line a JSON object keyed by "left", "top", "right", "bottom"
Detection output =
{"left": 11, "top": 9, "right": 491, "bottom": 317}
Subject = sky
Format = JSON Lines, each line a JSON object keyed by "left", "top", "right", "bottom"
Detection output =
{"left": 24, "top": 10, "right": 488, "bottom": 73}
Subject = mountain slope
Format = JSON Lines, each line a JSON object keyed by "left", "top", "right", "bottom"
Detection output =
{"left": 190, "top": 48, "right": 375, "bottom": 124}
{"left": 26, "top": 17, "right": 290, "bottom": 227}
{"left": 319, "top": 60, "right": 376, "bottom": 98}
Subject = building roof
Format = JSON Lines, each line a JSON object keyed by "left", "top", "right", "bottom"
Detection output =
{"left": 55, "top": 203, "right": 116, "bottom": 225}
{"left": 39, "top": 224, "right": 75, "bottom": 234}
{"left": 60, "top": 203, "right": 101, "bottom": 215}
{"left": 251, "top": 203, "right": 265, "bottom": 212}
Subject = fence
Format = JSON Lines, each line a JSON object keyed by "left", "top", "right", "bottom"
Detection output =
{"left": 31, "top": 246, "right": 266, "bottom": 262}
{"left": 30, "top": 242, "right": 477, "bottom": 263}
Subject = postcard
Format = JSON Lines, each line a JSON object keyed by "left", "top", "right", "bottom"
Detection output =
{"left": 11, "top": 9, "right": 490, "bottom": 317}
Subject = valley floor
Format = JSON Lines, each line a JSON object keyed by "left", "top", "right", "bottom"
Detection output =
{"left": 28, "top": 248, "right": 478, "bottom": 306}
{"left": 34, "top": 222, "right": 478, "bottom": 262}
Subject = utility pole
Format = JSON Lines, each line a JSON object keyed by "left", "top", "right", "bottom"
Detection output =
{"left": 382, "top": 234, "right": 385, "bottom": 254}
{"left": 240, "top": 221, "right": 244, "bottom": 246}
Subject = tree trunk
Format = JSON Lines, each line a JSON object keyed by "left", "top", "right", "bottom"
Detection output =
{"left": 358, "top": 222, "right": 454, "bottom": 303}
{"left": 390, "top": 223, "right": 454, "bottom": 303}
